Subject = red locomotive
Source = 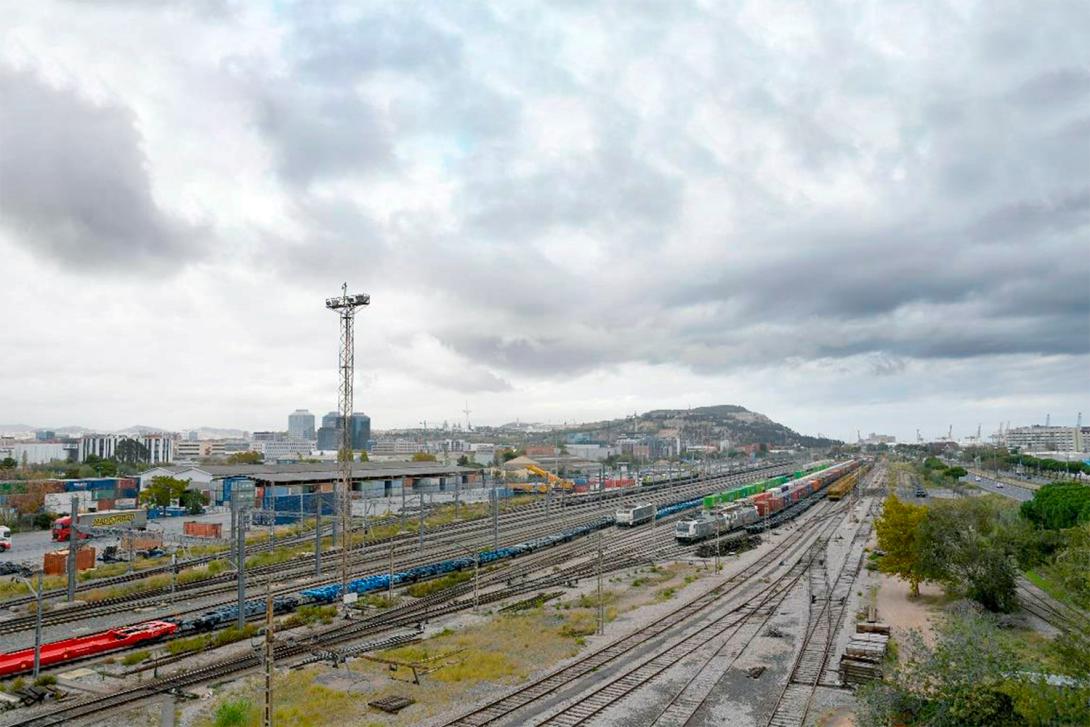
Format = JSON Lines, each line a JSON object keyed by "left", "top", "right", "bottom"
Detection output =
{"left": 0, "top": 620, "right": 177, "bottom": 677}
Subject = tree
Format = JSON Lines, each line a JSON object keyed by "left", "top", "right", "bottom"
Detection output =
{"left": 1020, "top": 482, "right": 1090, "bottom": 530}
{"left": 357, "top": 450, "right": 369, "bottom": 462}
{"left": 0, "top": 457, "right": 16, "bottom": 470}
{"left": 139, "top": 476, "right": 191, "bottom": 508}
{"left": 916, "top": 499, "right": 1018, "bottom": 612}
{"left": 875, "top": 495, "right": 929, "bottom": 596}
{"left": 943, "top": 466, "right": 968, "bottom": 480}
{"left": 501, "top": 449, "right": 521, "bottom": 462}
{"left": 857, "top": 612, "right": 1023, "bottom": 727}
{"left": 178, "top": 489, "right": 208, "bottom": 515}
{"left": 457, "top": 454, "right": 470, "bottom": 467}
{"left": 114, "top": 439, "right": 149, "bottom": 465}
{"left": 226, "top": 451, "right": 263, "bottom": 465}
{"left": 412, "top": 452, "right": 437, "bottom": 462}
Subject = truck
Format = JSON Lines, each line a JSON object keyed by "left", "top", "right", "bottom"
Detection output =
{"left": 51, "top": 509, "right": 148, "bottom": 542}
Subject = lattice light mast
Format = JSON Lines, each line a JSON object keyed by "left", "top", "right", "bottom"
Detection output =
{"left": 326, "top": 283, "right": 370, "bottom": 601}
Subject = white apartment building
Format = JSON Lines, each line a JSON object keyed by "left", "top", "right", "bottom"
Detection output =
{"left": 371, "top": 438, "right": 421, "bottom": 456}
{"left": 79, "top": 433, "right": 175, "bottom": 463}
{"left": 1006, "top": 426, "right": 1085, "bottom": 453}
{"left": 0, "top": 441, "right": 74, "bottom": 465}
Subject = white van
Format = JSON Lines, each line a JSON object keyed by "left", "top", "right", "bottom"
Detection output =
{"left": 0, "top": 526, "right": 11, "bottom": 551}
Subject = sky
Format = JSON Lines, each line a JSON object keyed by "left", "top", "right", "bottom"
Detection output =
{"left": 1, "top": 1, "right": 1088, "bottom": 443}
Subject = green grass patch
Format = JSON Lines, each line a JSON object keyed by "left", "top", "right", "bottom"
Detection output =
{"left": 656, "top": 587, "right": 677, "bottom": 602}
{"left": 282, "top": 605, "right": 337, "bottom": 628}
{"left": 121, "top": 650, "right": 151, "bottom": 666}
{"left": 406, "top": 570, "right": 471, "bottom": 598}
{"left": 166, "top": 634, "right": 211, "bottom": 656}
{"left": 212, "top": 698, "right": 252, "bottom": 727}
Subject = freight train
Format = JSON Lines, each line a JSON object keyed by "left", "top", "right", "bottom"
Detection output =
{"left": 0, "top": 516, "right": 617, "bottom": 677}
{"left": 615, "top": 502, "right": 656, "bottom": 526}
{"left": 0, "top": 468, "right": 817, "bottom": 678}
{"left": 675, "top": 461, "right": 861, "bottom": 544}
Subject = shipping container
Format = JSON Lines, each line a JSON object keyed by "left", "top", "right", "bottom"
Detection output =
{"left": 43, "top": 547, "right": 96, "bottom": 575}
{"left": 183, "top": 521, "right": 223, "bottom": 539}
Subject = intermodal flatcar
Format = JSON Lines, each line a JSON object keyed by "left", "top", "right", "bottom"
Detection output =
{"left": 0, "top": 621, "right": 177, "bottom": 677}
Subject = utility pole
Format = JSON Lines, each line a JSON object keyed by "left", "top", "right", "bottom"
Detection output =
{"left": 388, "top": 541, "right": 394, "bottom": 597}
{"left": 234, "top": 490, "right": 246, "bottom": 630}
{"left": 67, "top": 495, "right": 79, "bottom": 602}
{"left": 326, "top": 283, "right": 370, "bottom": 606}
{"left": 314, "top": 492, "right": 322, "bottom": 578}
{"left": 490, "top": 470, "right": 498, "bottom": 549}
{"left": 419, "top": 491, "right": 425, "bottom": 552}
{"left": 262, "top": 579, "right": 274, "bottom": 727}
{"left": 596, "top": 528, "right": 604, "bottom": 635}
{"left": 28, "top": 571, "right": 42, "bottom": 678}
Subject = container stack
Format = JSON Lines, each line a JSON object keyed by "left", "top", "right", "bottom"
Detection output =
{"left": 838, "top": 622, "right": 890, "bottom": 686}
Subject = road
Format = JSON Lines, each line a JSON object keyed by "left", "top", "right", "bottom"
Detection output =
{"left": 0, "top": 509, "right": 234, "bottom": 567}
{"left": 959, "top": 474, "right": 1035, "bottom": 502}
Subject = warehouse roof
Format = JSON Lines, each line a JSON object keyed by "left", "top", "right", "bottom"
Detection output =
{"left": 141, "top": 461, "right": 470, "bottom": 482}
{"left": 254, "top": 464, "right": 472, "bottom": 484}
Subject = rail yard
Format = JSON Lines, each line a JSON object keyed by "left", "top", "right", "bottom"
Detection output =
{"left": 0, "top": 458, "right": 891, "bottom": 726}
{"left": 2, "top": 453, "right": 1084, "bottom": 727}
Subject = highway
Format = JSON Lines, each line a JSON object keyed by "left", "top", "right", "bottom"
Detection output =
{"left": 959, "top": 474, "right": 1035, "bottom": 503}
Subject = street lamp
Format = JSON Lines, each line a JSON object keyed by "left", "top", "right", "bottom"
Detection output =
{"left": 18, "top": 571, "right": 44, "bottom": 678}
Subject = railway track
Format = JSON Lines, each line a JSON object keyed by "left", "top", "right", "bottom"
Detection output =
{"left": 1015, "top": 579, "right": 1087, "bottom": 633}
{"left": 439, "top": 499, "right": 852, "bottom": 727}
{"left": 0, "top": 465, "right": 791, "bottom": 638}
{"left": 764, "top": 495, "right": 876, "bottom": 727}
{"left": 529, "top": 515, "right": 850, "bottom": 726}
{"left": 5, "top": 491, "right": 708, "bottom": 726}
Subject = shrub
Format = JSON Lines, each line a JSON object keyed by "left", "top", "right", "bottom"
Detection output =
{"left": 121, "top": 650, "right": 150, "bottom": 666}
{"left": 213, "top": 699, "right": 253, "bottom": 727}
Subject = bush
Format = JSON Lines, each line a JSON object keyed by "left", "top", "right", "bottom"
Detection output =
{"left": 121, "top": 650, "right": 151, "bottom": 666}
{"left": 213, "top": 699, "right": 253, "bottom": 727}
{"left": 1020, "top": 483, "right": 1090, "bottom": 530}
{"left": 406, "top": 571, "right": 471, "bottom": 598}
{"left": 32, "top": 512, "right": 53, "bottom": 530}
{"left": 32, "top": 674, "right": 57, "bottom": 687}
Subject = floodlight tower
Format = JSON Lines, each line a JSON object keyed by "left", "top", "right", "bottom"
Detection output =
{"left": 326, "top": 283, "right": 370, "bottom": 602}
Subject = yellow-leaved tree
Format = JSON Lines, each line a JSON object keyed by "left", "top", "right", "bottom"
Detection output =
{"left": 875, "top": 494, "right": 928, "bottom": 596}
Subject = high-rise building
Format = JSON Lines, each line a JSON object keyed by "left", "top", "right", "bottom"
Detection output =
{"left": 315, "top": 411, "right": 371, "bottom": 451}
{"left": 288, "top": 409, "right": 315, "bottom": 440}
{"left": 351, "top": 412, "right": 371, "bottom": 451}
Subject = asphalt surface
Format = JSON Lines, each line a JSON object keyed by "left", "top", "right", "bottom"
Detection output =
{"left": 0, "top": 510, "right": 234, "bottom": 566}
{"left": 959, "top": 474, "right": 1035, "bottom": 502}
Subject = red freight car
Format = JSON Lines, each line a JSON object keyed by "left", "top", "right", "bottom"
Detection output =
{"left": 0, "top": 620, "right": 177, "bottom": 677}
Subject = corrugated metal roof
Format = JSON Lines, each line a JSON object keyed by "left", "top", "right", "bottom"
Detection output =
{"left": 140, "top": 461, "right": 470, "bottom": 482}
{"left": 255, "top": 464, "right": 472, "bottom": 484}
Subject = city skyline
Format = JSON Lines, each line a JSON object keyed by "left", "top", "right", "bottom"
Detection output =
{"left": 1, "top": 2, "right": 1086, "bottom": 446}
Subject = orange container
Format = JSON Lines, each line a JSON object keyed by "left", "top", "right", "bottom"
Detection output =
{"left": 43, "top": 547, "right": 96, "bottom": 575}
{"left": 184, "top": 521, "right": 222, "bottom": 539}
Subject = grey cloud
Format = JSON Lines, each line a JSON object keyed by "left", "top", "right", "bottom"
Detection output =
{"left": 0, "top": 66, "right": 201, "bottom": 272}
{"left": 290, "top": 7, "right": 463, "bottom": 81}
{"left": 1008, "top": 68, "right": 1090, "bottom": 108}
{"left": 250, "top": 0, "right": 1089, "bottom": 385}
{"left": 257, "top": 85, "right": 394, "bottom": 186}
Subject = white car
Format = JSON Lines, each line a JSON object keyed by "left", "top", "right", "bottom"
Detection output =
{"left": 0, "top": 526, "right": 11, "bottom": 551}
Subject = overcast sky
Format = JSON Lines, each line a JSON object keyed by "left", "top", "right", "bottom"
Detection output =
{"left": 1, "top": 1, "right": 1087, "bottom": 442}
